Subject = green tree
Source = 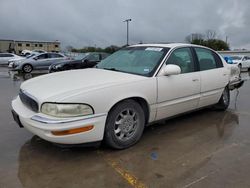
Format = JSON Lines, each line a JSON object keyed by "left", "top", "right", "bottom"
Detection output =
{"left": 191, "top": 39, "right": 229, "bottom": 51}
{"left": 71, "top": 45, "right": 121, "bottom": 54}
{"left": 186, "top": 30, "right": 230, "bottom": 50}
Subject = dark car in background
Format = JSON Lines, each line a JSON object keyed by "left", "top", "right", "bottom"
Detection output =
{"left": 49, "top": 52, "right": 110, "bottom": 72}
{"left": 9, "top": 52, "right": 68, "bottom": 73}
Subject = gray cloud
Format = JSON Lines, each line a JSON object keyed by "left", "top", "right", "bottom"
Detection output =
{"left": 0, "top": 0, "right": 249, "bottom": 49}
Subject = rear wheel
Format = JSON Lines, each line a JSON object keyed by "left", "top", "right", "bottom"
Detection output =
{"left": 22, "top": 64, "right": 33, "bottom": 73}
{"left": 104, "top": 100, "right": 145, "bottom": 149}
{"left": 214, "top": 87, "right": 230, "bottom": 110}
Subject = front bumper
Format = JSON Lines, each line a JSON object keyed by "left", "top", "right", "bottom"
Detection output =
{"left": 8, "top": 62, "right": 20, "bottom": 71}
{"left": 12, "top": 96, "right": 107, "bottom": 144}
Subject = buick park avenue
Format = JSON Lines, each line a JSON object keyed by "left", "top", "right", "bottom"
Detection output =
{"left": 11, "top": 44, "right": 242, "bottom": 149}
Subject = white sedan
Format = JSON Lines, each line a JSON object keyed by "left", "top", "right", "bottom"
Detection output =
{"left": 11, "top": 43, "right": 240, "bottom": 149}
{"left": 231, "top": 55, "right": 250, "bottom": 71}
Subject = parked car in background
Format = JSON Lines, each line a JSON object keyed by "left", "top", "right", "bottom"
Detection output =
{"left": 49, "top": 52, "right": 110, "bottom": 72}
{"left": 11, "top": 43, "right": 243, "bottom": 149}
{"left": 223, "top": 56, "right": 234, "bottom": 64}
{"left": 32, "top": 49, "right": 47, "bottom": 54}
{"left": 21, "top": 49, "right": 47, "bottom": 56}
{"left": 8, "top": 54, "right": 36, "bottom": 68}
{"left": 0, "top": 53, "right": 24, "bottom": 65}
{"left": 9, "top": 52, "right": 68, "bottom": 73}
{"left": 231, "top": 55, "right": 250, "bottom": 71}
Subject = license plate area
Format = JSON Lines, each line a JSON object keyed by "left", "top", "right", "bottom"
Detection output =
{"left": 11, "top": 110, "right": 23, "bottom": 128}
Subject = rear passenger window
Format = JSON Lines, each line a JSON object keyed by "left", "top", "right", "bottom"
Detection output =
{"left": 37, "top": 54, "right": 48, "bottom": 59}
{"left": 195, "top": 48, "right": 223, "bottom": 71}
{"left": 166, "top": 47, "right": 195, "bottom": 73}
{"left": 49, "top": 53, "right": 63, "bottom": 58}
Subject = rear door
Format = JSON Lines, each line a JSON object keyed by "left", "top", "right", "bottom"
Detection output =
{"left": 156, "top": 47, "right": 201, "bottom": 120}
{"left": 46, "top": 53, "right": 65, "bottom": 68}
{"left": 33, "top": 53, "right": 49, "bottom": 69}
{"left": 193, "top": 47, "right": 229, "bottom": 108}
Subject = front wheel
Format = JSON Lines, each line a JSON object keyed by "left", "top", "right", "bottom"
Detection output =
{"left": 214, "top": 87, "right": 230, "bottom": 110}
{"left": 104, "top": 100, "right": 145, "bottom": 149}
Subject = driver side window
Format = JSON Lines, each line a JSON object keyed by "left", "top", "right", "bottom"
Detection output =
{"left": 166, "top": 47, "right": 195, "bottom": 73}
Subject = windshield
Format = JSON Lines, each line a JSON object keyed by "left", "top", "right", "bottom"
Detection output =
{"left": 97, "top": 47, "right": 169, "bottom": 76}
{"left": 231, "top": 56, "right": 242, "bottom": 60}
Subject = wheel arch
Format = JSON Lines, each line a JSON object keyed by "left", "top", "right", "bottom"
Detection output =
{"left": 22, "top": 63, "right": 33, "bottom": 72}
{"left": 107, "top": 97, "right": 150, "bottom": 125}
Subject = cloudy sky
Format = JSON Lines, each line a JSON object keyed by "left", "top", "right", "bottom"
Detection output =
{"left": 0, "top": 0, "right": 249, "bottom": 49}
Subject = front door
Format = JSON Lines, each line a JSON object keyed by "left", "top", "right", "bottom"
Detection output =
{"left": 156, "top": 47, "right": 201, "bottom": 120}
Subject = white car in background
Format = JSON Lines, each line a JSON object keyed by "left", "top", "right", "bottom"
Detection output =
{"left": 11, "top": 43, "right": 242, "bottom": 149}
{"left": 0, "top": 53, "right": 24, "bottom": 65}
{"left": 21, "top": 49, "right": 47, "bottom": 56}
{"left": 231, "top": 55, "right": 250, "bottom": 71}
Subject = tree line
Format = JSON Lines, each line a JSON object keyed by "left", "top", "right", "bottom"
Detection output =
{"left": 185, "top": 30, "right": 230, "bottom": 51}
{"left": 67, "top": 30, "right": 230, "bottom": 53}
{"left": 66, "top": 45, "right": 122, "bottom": 54}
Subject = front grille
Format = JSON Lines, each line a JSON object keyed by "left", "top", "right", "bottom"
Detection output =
{"left": 19, "top": 90, "right": 39, "bottom": 112}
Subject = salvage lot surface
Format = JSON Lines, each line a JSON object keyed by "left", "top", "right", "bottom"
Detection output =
{"left": 1, "top": 67, "right": 250, "bottom": 188}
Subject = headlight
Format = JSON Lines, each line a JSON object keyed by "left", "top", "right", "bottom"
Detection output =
{"left": 41, "top": 103, "right": 94, "bottom": 117}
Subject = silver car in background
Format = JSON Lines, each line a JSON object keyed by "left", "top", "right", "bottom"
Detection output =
{"left": 0, "top": 53, "right": 24, "bottom": 65}
{"left": 9, "top": 52, "right": 68, "bottom": 73}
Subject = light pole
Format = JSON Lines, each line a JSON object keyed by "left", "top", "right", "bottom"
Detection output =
{"left": 123, "top": 19, "right": 132, "bottom": 46}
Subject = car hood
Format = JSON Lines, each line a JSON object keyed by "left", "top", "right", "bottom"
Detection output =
{"left": 20, "top": 68, "right": 147, "bottom": 102}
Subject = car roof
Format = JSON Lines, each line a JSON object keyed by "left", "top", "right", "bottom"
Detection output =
{"left": 131, "top": 43, "right": 202, "bottom": 49}
{"left": 34, "top": 52, "right": 64, "bottom": 56}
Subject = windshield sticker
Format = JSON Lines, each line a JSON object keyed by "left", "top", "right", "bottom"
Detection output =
{"left": 145, "top": 47, "right": 163, "bottom": 52}
{"left": 144, "top": 68, "right": 150, "bottom": 72}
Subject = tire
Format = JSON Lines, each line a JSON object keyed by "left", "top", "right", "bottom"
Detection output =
{"left": 104, "top": 99, "right": 145, "bottom": 149}
{"left": 22, "top": 64, "right": 33, "bottom": 73}
{"left": 214, "top": 87, "right": 230, "bottom": 110}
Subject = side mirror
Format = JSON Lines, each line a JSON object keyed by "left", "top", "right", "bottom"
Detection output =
{"left": 163, "top": 64, "right": 181, "bottom": 76}
{"left": 33, "top": 57, "right": 38, "bottom": 60}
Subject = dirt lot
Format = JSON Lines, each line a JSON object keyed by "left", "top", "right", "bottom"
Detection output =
{"left": 1, "top": 67, "right": 250, "bottom": 188}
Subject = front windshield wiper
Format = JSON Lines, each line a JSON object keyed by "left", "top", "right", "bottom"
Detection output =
{"left": 103, "top": 67, "right": 119, "bottom": 72}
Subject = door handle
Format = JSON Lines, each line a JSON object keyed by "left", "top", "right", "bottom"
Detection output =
{"left": 192, "top": 78, "right": 199, "bottom": 82}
